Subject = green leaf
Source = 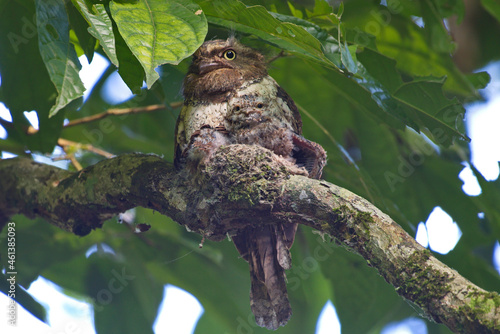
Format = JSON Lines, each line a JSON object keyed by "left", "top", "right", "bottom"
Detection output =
{"left": 428, "top": 321, "right": 455, "bottom": 334}
{"left": 320, "top": 245, "right": 415, "bottom": 334}
{"left": 42, "top": 255, "right": 91, "bottom": 297}
{"left": 287, "top": 1, "right": 304, "bottom": 19}
{"left": 433, "top": 0, "right": 465, "bottom": 22}
{"left": 67, "top": 1, "right": 96, "bottom": 63}
{"left": 393, "top": 78, "right": 467, "bottom": 145}
{"left": 269, "top": 11, "right": 341, "bottom": 67}
{"left": 71, "top": 0, "right": 119, "bottom": 66}
{"left": 307, "top": 0, "right": 335, "bottom": 17}
{"left": 114, "top": 23, "right": 146, "bottom": 94}
{"left": 35, "top": 0, "right": 85, "bottom": 117}
{"left": 0, "top": 215, "right": 99, "bottom": 288}
{"left": 109, "top": 0, "right": 207, "bottom": 88}
{"left": 336, "top": 2, "right": 344, "bottom": 18}
{"left": 470, "top": 165, "right": 500, "bottom": 243}
{"left": 357, "top": 48, "right": 403, "bottom": 92}
{"left": 357, "top": 48, "right": 468, "bottom": 146}
{"left": 192, "top": 227, "right": 334, "bottom": 333}
{"left": 465, "top": 71, "right": 491, "bottom": 90}
{"left": 198, "top": 0, "right": 335, "bottom": 67}
{"left": 85, "top": 250, "right": 163, "bottom": 334}
{"left": 159, "top": 63, "right": 188, "bottom": 104}
{"left": 482, "top": 0, "right": 500, "bottom": 22}
{"left": 420, "top": 0, "right": 456, "bottom": 53}
{"left": 340, "top": 41, "right": 357, "bottom": 73}
{"left": 0, "top": 0, "right": 64, "bottom": 152}
{"left": 306, "top": 61, "right": 404, "bottom": 129}
{"left": 371, "top": 14, "right": 477, "bottom": 97}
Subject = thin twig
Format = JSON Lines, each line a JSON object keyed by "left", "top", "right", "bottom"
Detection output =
{"left": 57, "top": 138, "right": 114, "bottom": 159}
{"left": 267, "top": 50, "right": 287, "bottom": 64}
{"left": 25, "top": 102, "right": 183, "bottom": 134}
{"left": 65, "top": 104, "right": 169, "bottom": 128}
{"left": 57, "top": 139, "right": 84, "bottom": 171}
{"left": 1, "top": 103, "right": 178, "bottom": 164}
{"left": 68, "top": 155, "right": 83, "bottom": 171}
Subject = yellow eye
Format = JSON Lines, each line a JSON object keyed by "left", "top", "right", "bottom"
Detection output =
{"left": 223, "top": 49, "right": 236, "bottom": 60}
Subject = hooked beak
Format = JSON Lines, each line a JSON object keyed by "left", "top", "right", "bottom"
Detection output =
{"left": 199, "top": 61, "right": 225, "bottom": 75}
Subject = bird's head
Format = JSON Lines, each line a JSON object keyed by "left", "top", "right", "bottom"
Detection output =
{"left": 183, "top": 37, "right": 268, "bottom": 101}
{"left": 189, "top": 37, "right": 266, "bottom": 75}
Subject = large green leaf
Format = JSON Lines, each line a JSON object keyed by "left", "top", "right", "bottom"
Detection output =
{"left": 420, "top": 0, "right": 457, "bottom": 53}
{"left": 0, "top": 214, "right": 101, "bottom": 325}
{"left": 319, "top": 244, "right": 416, "bottom": 334}
{"left": 268, "top": 10, "right": 343, "bottom": 68}
{"left": 357, "top": 48, "right": 470, "bottom": 146}
{"left": 71, "top": 0, "right": 118, "bottom": 66}
{"left": 114, "top": 23, "right": 146, "bottom": 94}
{"left": 85, "top": 250, "right": 163, "bottom": 334}
{"left": 481, "top": 0, "right": 500, "bottom": 22}
{"left": 306, "top": 61, "right": 404, "bottom": 130}
{"left": 0, "top": 215, "right": 100, "bottom": 288}
{"left": 470, "top": 165, "right": 500, "bottom": 244}
{"left": 35, "top": 0, "right": 85, "bottom": 117}
{"left": 67, "top": 0, "right": 96, "bottom": 63}
{"left": 0, "top": 0, "right": 64, "bottom": 152}
{"left": 341, "top": 1, "right": 479, "bottom": 98}
{"left": 269, "top": 56, "right": 398, "bottom": 215}
{"left": 109, "top": 0, "right": 207, "bottom": 88}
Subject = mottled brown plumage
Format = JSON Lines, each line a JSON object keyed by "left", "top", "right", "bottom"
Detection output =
{"left": 174, "top": 38, "right": 326, "bottom": 330}
{"left": 225, "top": 95, "right": 326, "bottom": 178}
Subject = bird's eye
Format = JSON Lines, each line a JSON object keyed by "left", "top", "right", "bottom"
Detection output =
{"left": 223, "top": 49, "right": 236, "bottom": 60}
{"left": 257, "top": 103, "right": 264, "bottom": 108}
{"left": 234, "top": 106, "right": 241, "bottom": 111}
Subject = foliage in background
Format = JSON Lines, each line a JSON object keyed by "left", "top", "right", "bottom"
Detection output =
{"left": 0, "top": 0, "right": 500, "bottom": 333}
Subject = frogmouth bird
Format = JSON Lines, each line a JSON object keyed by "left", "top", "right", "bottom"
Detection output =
{"left": 174, "top": 37, "right": 326, "bottom": 330}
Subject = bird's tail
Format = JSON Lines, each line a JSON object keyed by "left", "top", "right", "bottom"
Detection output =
{"left": 233, "top": 223, "right": 297, "bottom": 330}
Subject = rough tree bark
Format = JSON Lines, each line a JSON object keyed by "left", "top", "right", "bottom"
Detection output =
{"left": 0, "top": 145, "right": 499, "bottom": 333}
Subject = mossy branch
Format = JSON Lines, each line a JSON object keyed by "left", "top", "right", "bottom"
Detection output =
{"left": 0, "top": 145, "right": 498, "bottom": 333}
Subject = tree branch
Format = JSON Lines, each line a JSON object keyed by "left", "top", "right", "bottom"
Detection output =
{"left": 0, "top": 145, "right": 498, "bottom": 333}
{"left": 61, "top": 104, "right": 177, "bottom": 129}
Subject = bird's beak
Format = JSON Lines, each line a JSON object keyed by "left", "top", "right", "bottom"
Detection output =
{"left": 199, "top": 61, "right": 225, "bottom": 75}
